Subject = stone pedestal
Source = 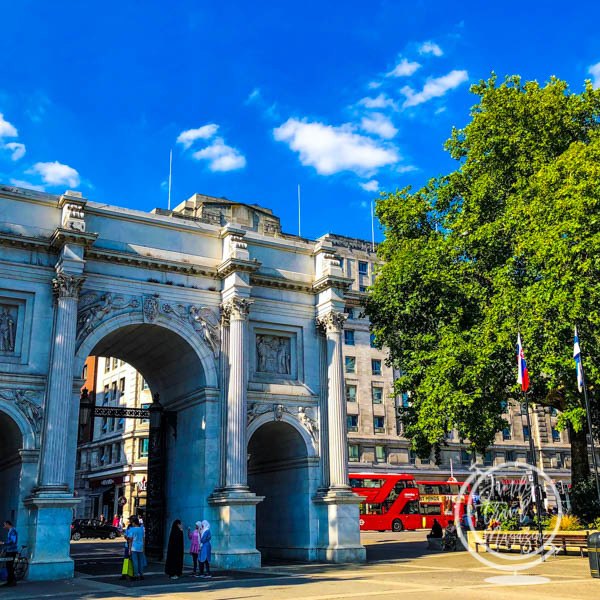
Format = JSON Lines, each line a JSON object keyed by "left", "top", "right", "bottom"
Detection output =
{"left": 24, "top": 494, "right": 80, "bottom": 581}
{"left": 208, "top": 490, "right": 264, "bottom": 569}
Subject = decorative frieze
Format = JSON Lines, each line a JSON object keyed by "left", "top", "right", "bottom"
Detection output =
{"left": 247, "top": 402, "right": 319, "bottom": 444}
{"left": 0, "top": 389, "right": 44, "bottom": 441}
{"left": 77, "top": 292, "right": 140, "bottom": 340}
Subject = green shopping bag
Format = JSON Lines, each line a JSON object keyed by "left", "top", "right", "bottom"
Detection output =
{"left": 122, "top": 558, "right": 134, "bottom": 577}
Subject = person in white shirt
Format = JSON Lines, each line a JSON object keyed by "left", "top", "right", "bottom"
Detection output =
{"left": 126, "top": 516, "right": 145, "bottom": 580}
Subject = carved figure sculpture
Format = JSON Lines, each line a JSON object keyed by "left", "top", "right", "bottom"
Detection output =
{"left": 0, "top": 306, "right": 16, "bottom": 352}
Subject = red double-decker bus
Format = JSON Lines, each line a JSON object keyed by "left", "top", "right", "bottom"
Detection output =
{"left": 350, "top": 473, "right": 469, "bottom": 532}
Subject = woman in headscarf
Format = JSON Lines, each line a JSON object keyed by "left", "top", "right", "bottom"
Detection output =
{"left": 165, "top": 519, "right": 184, "bottom": 579}
{"left": 187, "top": 521, "right": 201, "bottom": 577}
{"left": 199, "top": 520, "right": 212, "bottom": 578}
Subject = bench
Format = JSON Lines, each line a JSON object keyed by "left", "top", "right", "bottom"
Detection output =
{"left": 475, "top": 531, "right": 590, "bottom": 556}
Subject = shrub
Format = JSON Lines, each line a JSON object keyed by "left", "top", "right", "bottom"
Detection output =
{"left": 570, "top": 477, "right": 600, "bottom": 523}
{"left": 589, "top": 516, "right": 600, "bottom": 531}
{"left": 549, "top": 514, "right": 582, "bottom": 531}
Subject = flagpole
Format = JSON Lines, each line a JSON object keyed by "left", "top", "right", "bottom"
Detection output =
{"left": 575, "top": 327, "right": 600, "bottom": 507}
{"left": 523, "top": 389, "right": 545, "bottom": 551}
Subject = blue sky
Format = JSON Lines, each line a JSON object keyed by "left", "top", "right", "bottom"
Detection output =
{"left": 1, "top": 1, "right": 600, "bottom": 242}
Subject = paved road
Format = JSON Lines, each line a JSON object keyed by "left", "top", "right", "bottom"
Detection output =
{"left": 2, "top": 531, "right": 596, "bottom": 599}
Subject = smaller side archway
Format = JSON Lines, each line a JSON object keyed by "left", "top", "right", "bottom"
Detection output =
{"left": 248, "top": 418, "right": 318, "bottom": 561}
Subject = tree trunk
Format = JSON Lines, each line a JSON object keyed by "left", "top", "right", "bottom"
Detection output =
{"left": 569, "top": 423, "right": 590, "bottom": 488}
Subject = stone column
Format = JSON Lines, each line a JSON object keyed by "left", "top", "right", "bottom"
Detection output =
{"left": 39, "top": 272, "right": 85, "bottom": 490}
{"left": 218, "top": 308, "right": 231, "bottom": 489}
{"left": 223, "top": 296, "right": 253, "bottom": 490}
{"left": 317, "top": 311, "right": 350, "bottom": 491}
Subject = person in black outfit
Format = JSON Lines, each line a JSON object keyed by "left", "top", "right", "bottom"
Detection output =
{"left": 1, "top": 520, "right": 18, "bottom": 587}
{"left": 165, "top": 519, "right": 184, "bottom": 579}
{"left": 429, "top": 519, "right": 443, "bottom": 538}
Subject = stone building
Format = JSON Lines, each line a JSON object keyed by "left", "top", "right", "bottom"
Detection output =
{"left": 74, "top": 356, "right": 150, "bottom": 521}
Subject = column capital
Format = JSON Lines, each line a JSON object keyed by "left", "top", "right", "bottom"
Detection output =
{"left": 316, "top": 311, "right": 347, "bottom": 334}
{"left": 52, "top": 272, "right": 85, "bottom": 300}
{"left": 221, "top": 296, "right": 253, "bottom": 321}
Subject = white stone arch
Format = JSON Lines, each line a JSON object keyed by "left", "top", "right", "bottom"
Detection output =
{"left": 247, "top": 412, "right": 317, "bottom": 458}
{"left": 0, "top": 399, "right": 37, "bottom": 450}
{"left": 74, "top": 310, "right": 219, "bottom": 389}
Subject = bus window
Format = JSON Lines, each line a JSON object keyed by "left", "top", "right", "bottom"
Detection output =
{"left": 401, "top": 501, "right": 420, "bottom": 514}
{"left": 420, "top": 504, "right": 442, "bottom": 515}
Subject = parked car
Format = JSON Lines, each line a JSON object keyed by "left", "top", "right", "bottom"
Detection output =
{"left": 71, "top": 519, "right": 120, "bottom": 541}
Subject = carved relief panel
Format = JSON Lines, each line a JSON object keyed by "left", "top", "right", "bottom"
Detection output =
{"left": 250, "top": 324, "right": 302, "bottom": 382}
{"left": 256, "top": 334, "right": 291, "bottom": 376}
{"left": 0, "top": 291, "right": 33, "bottom": 365}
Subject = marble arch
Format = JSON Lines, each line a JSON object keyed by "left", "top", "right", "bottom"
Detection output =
{"left": 0, "top": 185, "right": 365, "bottom": 581}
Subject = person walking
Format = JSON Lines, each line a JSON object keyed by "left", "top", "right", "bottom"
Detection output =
{"left": 0, "top": 520, "right": 18, "bottom": 587}
{"left": 126, "top": 516, "right": 145, "bottom": 580}
{"left": 187, "top": 522, "right": 201, "bottom": 577}
{"left": 199, "top": 520, "right": 212, "bottom": 578}
{"left": 165, "top": 520, "right": 184, "bottom": 580}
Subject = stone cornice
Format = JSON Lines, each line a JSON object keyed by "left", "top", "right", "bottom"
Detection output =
{"left": 85, "top": 246, "right": 218, "bottom": 276}
{"left": 0, "top": 231, "right": 54, "bottom": 252}
{"left": 217, "top": 257, "right": 261, "bottom": 278}
{"left": 50, "top": 227, "right": 98, "bottom": 249}
{"left": 250, "top": 273, "right": 313, "bottom": 293}
{"left": 312, "top": 274, "right": 353, "bottom": 294}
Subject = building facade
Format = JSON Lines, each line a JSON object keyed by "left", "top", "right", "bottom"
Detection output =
{"left": 75, "top": 356, "right": 150, "bottom": 522}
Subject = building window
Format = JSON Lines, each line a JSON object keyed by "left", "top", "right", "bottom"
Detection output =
{"left": 141, "top": 403, "right": 150, "bottom": 424}
{"left": 106, "top": 445, "right": 113, "bottom": 464}
{"left": 552, "top": 427, "right": 561, "bottom": 442}
{"left": 372, "top": 386, "right": 383, "bottom": 404}
{"left": 420, "top": 454, "right": 431, "bottom": 465}
{"left": 359, "top": 285, "right": 368, "bottom": 293}
{"left": 373, "top": 416, "right": 385, "bottom": 433}
{"left": 505, "top": 450, "right": 515, "bottom": 462}
{"left": 101, "top": 416, "right": 108, "bottom": 433}
{"left": 344, "top": 330, "right": 355, "bottom": 346}
{"left": 344, "top": 306, "right": 353, "bottom": 319}
{"left": 358, "top": 261, "right": 368, "bottom": 275}
{"left": 142, "top": 378, "right": 149, "bottom": 390}
{"left": 502, "top": 427, "right": 511, "bottom": 440}
{"left": 338, "top": 257, "right": 344, "bottom": 269}
{"left": 139, "top": 438, "right": 149, "bottom": 458}
{"left": 82, "top": 364, "right": 88, "bottom": 380}
{"left": 104, "top": 358, "right": 111, "bottom": 373}
{"left": 520, "top": 403, "right": 528, "bottom": 414}
{"left": 112, "top": 357, "right": 118, "bottom": 370}
{"left": 550, "top": 407, "right": 558, "bottom": 417}
{"left": 555, "top": 452, "right": 563, "bottom": 468}
{"left": 103, "top": 385, "right": 109, "bottom": 405}
{"left": 117, "top": 417, "right": 125, "bottom": 430}
{"left": 500, "top": 400, "right": 508, "bottom": 412}
{"left": 375, "top": 445, "right": 386, "bottom": 463}
{"left": 345, "top": 356, "right": 356, "bottom": 373}
{"left": 401, "top": 392, "right": 410, "bottom": 408}
{"left": 119, "top": 377, "right": 126, "bottom": 395}
{"left": 483, "top": 451, "right": 493, "bottom": 466}
{"left": 523, "top": 426, "right": 530, "bottom": 441}
{"left": 370, "top": 333, "right": 377, "bottom": 348}
{"left": 114, "top": 442, "right": 121, "bottom": 463}
{"left": 409, "top": 450, "right": 417, "bottom": 465}
{"left": 345, "top": 385, "right": 357, "bottom": 402}
{"left": 111, "top": 381, "right": 117, "bottom": 402}
{"left": 371, "top": 359, "right": 382, "bottom": 375}
{"left": 349, "top": 444, "right": 360, "bottom": 462}
{"left": 347, "top": 415, "right": 358, "bottom": 432}
{"left": 461, "top": 449, "right": 472, "bottom": 466}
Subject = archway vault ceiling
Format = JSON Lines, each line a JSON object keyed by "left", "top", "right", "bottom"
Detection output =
{"left": 90, "top": 324, "right": 206, "bottom": 404}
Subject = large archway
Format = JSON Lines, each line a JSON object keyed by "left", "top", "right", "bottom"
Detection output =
{"left": 248, "top": 420, "right": 313, "bottom": 561}
{"left": 71, "top": 316, "right": 219, "bottom": 558}
{"left": 0, "top": 411, "right": 23, "bottom": 526}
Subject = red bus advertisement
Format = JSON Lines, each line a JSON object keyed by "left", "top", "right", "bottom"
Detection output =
{"left": 350, "top": 473, "right": 469, "bottom": 532}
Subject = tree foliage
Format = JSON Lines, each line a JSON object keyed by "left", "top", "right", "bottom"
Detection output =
{"left": 365, "top": 75, "right": 600, "bottom": 499}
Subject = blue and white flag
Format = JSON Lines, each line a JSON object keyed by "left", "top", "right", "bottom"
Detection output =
{"left": 574, "top": 327, "right": 583, "bottom": 393}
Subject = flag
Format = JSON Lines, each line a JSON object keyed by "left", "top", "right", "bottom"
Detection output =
{"left": 574, "top": 327, "right": 583, "bottom": 393}
{"left": 517, "top": 333, "right": 529, "bottom": 391}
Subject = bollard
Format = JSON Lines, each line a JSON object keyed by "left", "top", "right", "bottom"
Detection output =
{"left": 588, "top": 531, "right": 600, "bottom": 579}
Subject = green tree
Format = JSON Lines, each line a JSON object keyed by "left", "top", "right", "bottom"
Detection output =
{"left": 365, "top": 75, "right": 600, "bottom": 518}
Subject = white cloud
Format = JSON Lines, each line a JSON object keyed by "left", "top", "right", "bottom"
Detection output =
{"left": 358, "top": 93, "right": 398, "bottom": 110}
{"left": 589, "top": 62, "right": 600, "bottom": 89}
{"left": 9, "top": 178, "right": 45, "bottom": 192}
{"left": 273, "top": 118, "right": 399, "bottom": 176}
{"left": 0, "top": 113, "right": 18, "bottom": 139}
{"left": 367, "top": 80, "right": 382, "bottom": 89}
{"left": 360, "top": 113, "right": 398, "bottom": 139}
{"left": 387, "top": 58, "right": 421, "bottom": 78}
{"left": 360, "top": 180, "right": 379, "bottom": 192}
{"left": 4, "top": 142, "right": 25, "bottom": 161}
{"left": 245, "top": 87, "right": 261, "bottom": 104}
{"left": 28, "top": 161, "right": 80, "bottom": 187}
{"left": 176, "top": 124, "right": 219, "bottom": 149}
{"left": 192, "top": 138, "right": 246, "bottom": 172}
{"left": 401, "top": 70, "right": 469, "bottom": 107}
{"left": 419, "top": 41, "right": 443, "bottom": 57}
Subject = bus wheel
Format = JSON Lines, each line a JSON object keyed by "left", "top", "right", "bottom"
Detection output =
{"left": 392, "top": 519, "right": 404, "bottom": 532}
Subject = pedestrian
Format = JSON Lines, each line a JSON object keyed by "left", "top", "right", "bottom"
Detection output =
{"left": 99, "top": 514, "right": 106, "bottom": 525}
{"left": 199, "top": 520, "right": 212, "bottom": 578}
{"left": 0, "top": 520, "right": 18, "bottom": 587}
{"left": 187, "top": 521, "right": 201, "bottom": 577}
{"left": 112, "top": 514, "right": 120, "bottom": 528}
{"left": 165, "top": 520, "right": 184, "bottom": 579}
{"left": 126, "top": 516, "right": 145, "bottom": 580}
